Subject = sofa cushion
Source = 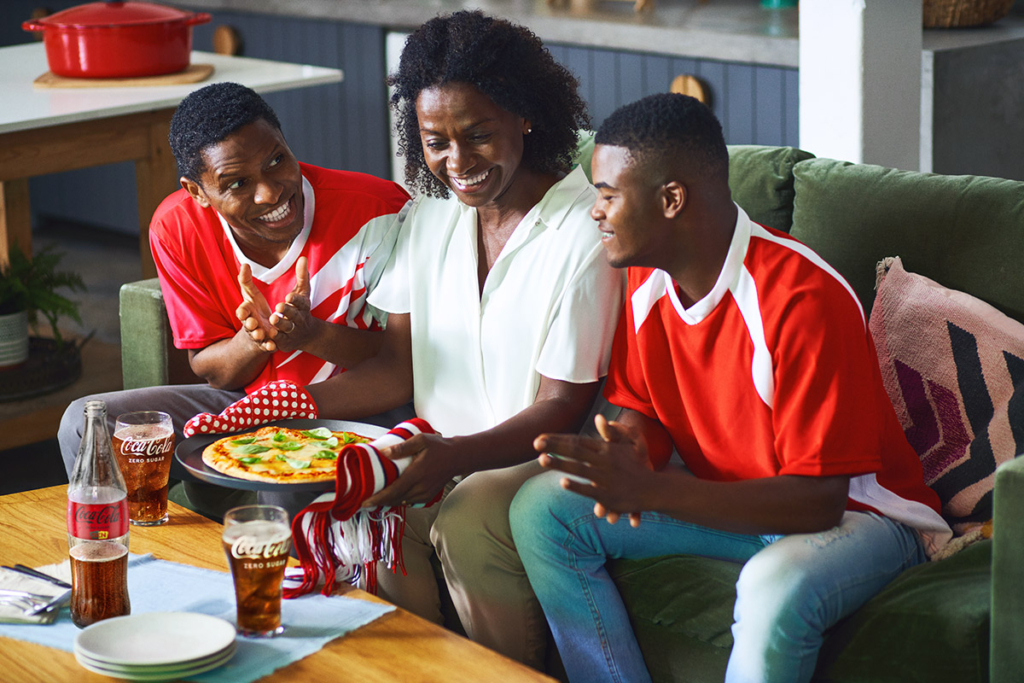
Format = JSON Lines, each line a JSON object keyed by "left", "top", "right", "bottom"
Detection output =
{"left": 726, "top": 145, "right": 814, "bottom": 233}
{"left": 572, "top": 133, "right": 812, "bottom": 233}
{"left": 610, "top": 555, "right": 738, "bottom": 682}
{"left": 789, "top": 158, "right": 1024, "bottom": 322}
{"left": 611, "top": 540, "right": 991, "bottom": 683}
{"left": 815, "top": 539, "right": 991, "bottom": 683}
{"left": 869, "top": 257, "right": 1024, "bottom": 534}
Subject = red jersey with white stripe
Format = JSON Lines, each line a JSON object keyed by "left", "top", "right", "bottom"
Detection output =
{"left": 150, "top": 163, "right": 409, "bottom": 394}
{"left": 604, "top": 207, "right": 951, "bottom": 554}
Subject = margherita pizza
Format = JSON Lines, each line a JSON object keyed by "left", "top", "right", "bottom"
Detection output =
{"left": 202, "top": 425, "right": 371, "bottom": 483}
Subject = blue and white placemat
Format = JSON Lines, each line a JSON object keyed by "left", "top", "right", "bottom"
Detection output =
{"left": 0, "top": 554, "right": 394, "bottom": 682}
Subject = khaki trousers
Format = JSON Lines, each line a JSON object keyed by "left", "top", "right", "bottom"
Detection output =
{"left": 373, "top": 459, "right": 549, "bottom": 669}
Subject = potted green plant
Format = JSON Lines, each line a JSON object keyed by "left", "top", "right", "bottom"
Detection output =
{"left": 0, "top": 243, "right": 85, "bottom": 367}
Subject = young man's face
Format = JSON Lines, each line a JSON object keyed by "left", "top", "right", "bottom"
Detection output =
{"left": 183, "top": 118, "right": 305, "bottom": 260}
{"left": 590, "top": 144, "right": 669, "bottom": 270}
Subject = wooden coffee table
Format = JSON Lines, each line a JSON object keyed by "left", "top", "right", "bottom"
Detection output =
{"left": 0, "top": 486, "right": 554, "bottom": 682}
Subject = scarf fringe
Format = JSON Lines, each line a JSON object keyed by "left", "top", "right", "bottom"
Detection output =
{"left": 283, "top": 506, "right": 410, "bottom": 597}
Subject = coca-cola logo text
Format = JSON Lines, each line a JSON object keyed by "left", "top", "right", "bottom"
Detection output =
{"left": 75, "top": 504, "right": 123, "bottom": 525}
{"left": 118, "top": 438, "right": 173, "bottom": 457}
{"left": 68, "top": 500, "right": 129, "bottom": 539}
{"left": 230, "top": 536, "right": 290, "bottom": 560}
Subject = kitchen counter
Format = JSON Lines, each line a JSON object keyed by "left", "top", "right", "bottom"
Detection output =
{"left": 178, "top": 0, "right": 801, "bottom": 67}
{"left": 176, "top": 0, "right": 1024, "bottom": 69}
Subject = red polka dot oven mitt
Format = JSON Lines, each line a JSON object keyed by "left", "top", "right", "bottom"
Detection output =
{"left": 183, "top": 380, "right": 317, "bottom": 438}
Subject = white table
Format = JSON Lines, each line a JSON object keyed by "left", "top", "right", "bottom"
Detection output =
{"left": 0, "top": 43, "right": 342, "bottom": 277}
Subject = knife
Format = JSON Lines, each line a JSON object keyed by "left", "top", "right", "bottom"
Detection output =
{"left": 6, "top": 565, "right": 72, "bottom": 589}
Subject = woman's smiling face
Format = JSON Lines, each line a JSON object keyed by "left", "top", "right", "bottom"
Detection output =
{"left": 415, "top": 82, "right": 531, "bottom": 209}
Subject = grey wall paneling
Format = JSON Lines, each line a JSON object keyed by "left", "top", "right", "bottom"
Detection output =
{"left": 546, "top": 42, "right": 798, "bottom": 149}
{"left": 931, "top": 41, "right": 1024, "bottom": 181}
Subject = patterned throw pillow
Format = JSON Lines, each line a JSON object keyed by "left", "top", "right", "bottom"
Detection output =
{"left": 869, "top": 257, "right": 1024, "bottom": 535}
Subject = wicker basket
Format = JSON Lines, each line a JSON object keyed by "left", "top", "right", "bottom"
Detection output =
{"left": 923, "top": 0, "right": 1015, "bottom": 28}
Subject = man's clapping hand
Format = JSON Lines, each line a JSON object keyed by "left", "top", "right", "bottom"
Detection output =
{"left": 534, "top": 414, "right": 656, "bottom": 527}
{"left": 236, "top": 256, "right": 319, "bottom": 353}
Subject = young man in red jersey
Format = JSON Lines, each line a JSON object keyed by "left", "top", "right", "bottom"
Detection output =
{"left": 59, "top": 83, "right": 411, "bottom": 515}
{"left": 510, "top": 93, "right": 952, "bottom": 683}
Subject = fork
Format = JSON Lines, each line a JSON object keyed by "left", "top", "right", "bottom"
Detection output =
{"left": 0, "top": 593, "right": 49, "bottom": 613}
{"left": 24, "top": 589, "right": 72, "bottom": 616}
{"left": 0, "top": 589, "right": 53, "bottom": 602}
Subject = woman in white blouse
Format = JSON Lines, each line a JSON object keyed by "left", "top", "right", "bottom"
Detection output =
{"left": 307, "top": 10, "right": 623, "bottom": 670}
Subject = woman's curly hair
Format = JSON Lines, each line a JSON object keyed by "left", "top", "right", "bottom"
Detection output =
{"left": 388, "top": 11, "right": 591, "bottom": 198}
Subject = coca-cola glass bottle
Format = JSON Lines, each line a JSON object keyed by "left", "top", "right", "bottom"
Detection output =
{"left": 67, "top": 400, "right": 131, "bottom": 628}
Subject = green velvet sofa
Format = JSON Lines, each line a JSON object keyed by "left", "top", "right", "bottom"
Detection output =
{"left": 119, "top": 145, "right": 1022, "bottom": 682}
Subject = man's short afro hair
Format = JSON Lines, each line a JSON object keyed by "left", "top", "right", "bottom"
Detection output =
{"left": 596, "top": 93, "right": 728, "bottom": 183}
{"left": 387, "top": 10, "right": 590, "bottom": 198}
{"left": 169, "top": 82, "right": 282, "bottom": 182}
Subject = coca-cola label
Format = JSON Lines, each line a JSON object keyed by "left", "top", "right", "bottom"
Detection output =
{"left": 117, "top": 437, "right": 173, "bottom": 459}
{"left": 230, "top": 536, "right": 290, "bottom": 560}
{"left": 67, "top": 500, "right": 129, "bottom": 539}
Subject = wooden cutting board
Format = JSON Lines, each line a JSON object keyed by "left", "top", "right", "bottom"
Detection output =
{"left": 33, "top": 63, "right": 214, "bottom": 89}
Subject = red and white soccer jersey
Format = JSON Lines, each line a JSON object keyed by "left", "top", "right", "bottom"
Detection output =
{"left": 150, "top": 163, "right": 410, "bottom": 394}
{"left": 604, "top": 206, "right": 952, "bottom": 554}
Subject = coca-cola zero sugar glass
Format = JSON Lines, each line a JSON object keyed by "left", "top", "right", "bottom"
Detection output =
{"left": 222, "top": 505, "right": 292, "bottom": 637}
{"left": 112, "top": 411, "right": 175, "bottom": 526}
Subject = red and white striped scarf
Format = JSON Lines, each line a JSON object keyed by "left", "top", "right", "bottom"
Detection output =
{"left": 283, "top": 418, "right": 439, "bottom": 598}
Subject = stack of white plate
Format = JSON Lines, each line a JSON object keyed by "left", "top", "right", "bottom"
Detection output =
{"left": 73, "top": 612, "right": 237, "bottom": 681}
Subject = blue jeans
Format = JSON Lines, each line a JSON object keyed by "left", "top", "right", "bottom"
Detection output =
{"left": 510, "top": 470, "right": 928, "bottom": 683}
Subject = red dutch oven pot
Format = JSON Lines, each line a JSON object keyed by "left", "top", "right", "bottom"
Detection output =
{"left": 22, "top": 1, "right": 211, "bottom": 79}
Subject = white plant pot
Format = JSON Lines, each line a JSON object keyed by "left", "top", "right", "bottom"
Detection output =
{"left": 0, "top": 310, "right": 30, "bottom": 367}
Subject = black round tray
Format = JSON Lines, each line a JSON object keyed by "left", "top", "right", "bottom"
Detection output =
{"left": 0, "top": 337, "right": 82, "bottom": 402}
{"left": 174, "top": 418, "right": 386, "bottom": 492}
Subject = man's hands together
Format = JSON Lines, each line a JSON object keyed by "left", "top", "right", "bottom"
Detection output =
{"left": 236, "top": 256, "right": 319, "bottom": 353}
{"left": 534, "top": 414, "right": 655, "bottom": 527}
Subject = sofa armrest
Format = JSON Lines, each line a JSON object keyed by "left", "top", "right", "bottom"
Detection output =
{"left": 119, "top": 279, "right": 198, "bottom": 389}
{"left": 990, "top": 455, "right": 1024, "bottom": 683}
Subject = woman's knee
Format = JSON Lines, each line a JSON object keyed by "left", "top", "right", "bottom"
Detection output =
{"left": 432, "top": 473, "right": 510, "bottom": 560}
{"left": 432, "top": 464, "right": 543, "bottom": 551}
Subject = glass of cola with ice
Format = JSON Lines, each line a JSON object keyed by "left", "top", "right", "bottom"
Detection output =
{"left": 222, "top": 505, "right": 292, "bottom": 637}
{"left": 112, "top": 411, "right": 175, "bottom": 526}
